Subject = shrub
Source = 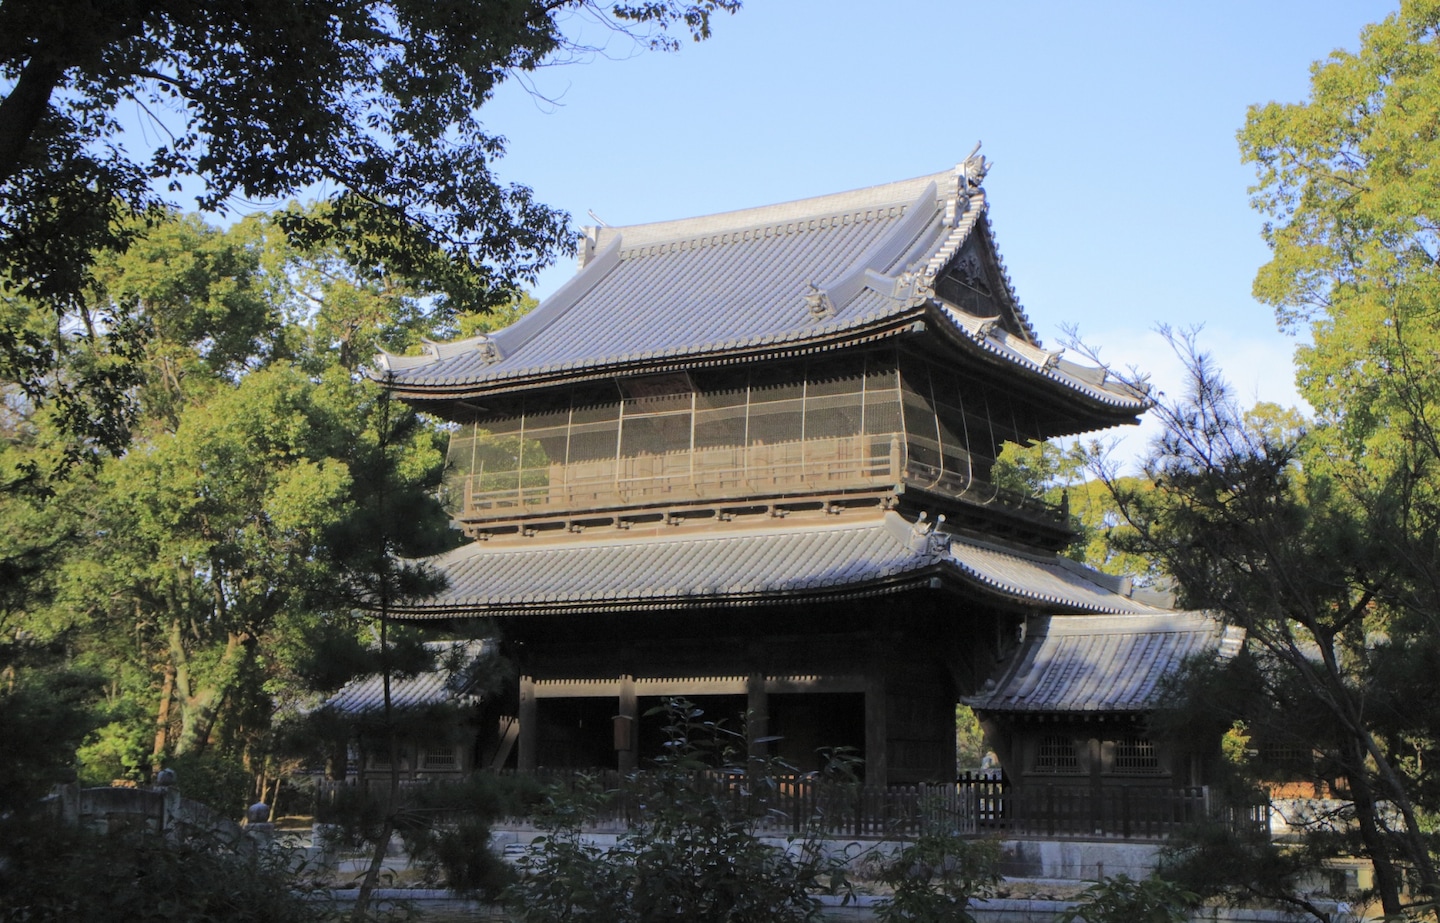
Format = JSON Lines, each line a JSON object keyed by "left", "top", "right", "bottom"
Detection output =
{"left": 1058, "top": 873, "right": 1199, "bottom": 923}
{"left": 163, "top": 751, "right": 252, "bottom": 819}
{"left": 506, "top": 698, "right": 850, "bottom": 923}
{"left": 874, "top": 827, "right": 1000, "bottom": 923}
{"left": 0, "top": 822, "right": 318, "bottom": 923}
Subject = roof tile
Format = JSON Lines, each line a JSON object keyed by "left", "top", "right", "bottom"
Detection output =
{"left": 391, "top": 513, "right": 1157, "bottom": 619}
{"left": 378, "top": 165, "right": 1143, "bottom": 411}
{"left": 967, "top": 613, "right": 1244, "bottom": 713}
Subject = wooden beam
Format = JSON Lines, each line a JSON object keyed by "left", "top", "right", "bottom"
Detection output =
{"left": 747, "top": 671, "right": 768, "bottom": 760}
{"left": 763, "top": 674, "right": 867, "bottom": 695}
{"left": 617, "top": 674, "right": 637, "bottom": 773}
{"left": 518, "top": 675, "right": 537, "bottom": 772}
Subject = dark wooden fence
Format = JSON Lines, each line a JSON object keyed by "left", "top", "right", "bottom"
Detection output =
{"left": 315, "top": 770, "right": 1267, "bottom": 842}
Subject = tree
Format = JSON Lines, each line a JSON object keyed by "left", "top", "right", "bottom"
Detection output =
{"left": 992, "top": 439, "right": 1158, "bottom": 581}
{"left": 0, "top": 208, "right": 462, "bottom": 816}
{"left": 1242, "top": 0, "right": 1440, "bottom": 473}
{"left": 1098, "top": 332, "right": 1440, "bottom": 919}
{"left": 0, "top": 0, "right": 737, "bottom": 457}
{"left": 1230, "top": 1, "right": 1440, "bottom": 914}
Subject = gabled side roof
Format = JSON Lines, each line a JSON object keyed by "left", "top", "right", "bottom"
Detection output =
{"left": 966, "top": 612, "right": 1245, "bottom": 715}
{"left": 377, "top": 156, "right": 1146, "bottom": 417}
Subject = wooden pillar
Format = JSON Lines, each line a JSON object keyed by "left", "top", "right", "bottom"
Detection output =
{"left": 866, "top": 672, "right": 888, "bottom": 788}
{"left": 518, "top": 675, "right": 537, "bottom": 772}
{"left": 746, "top": 671, "right": 769, "bottom": 760}
{"left": 616, "top": 674, "right": 637, "bottom": 773}
{"left": 1089, "top": 736, "right": 1104, "bottom": 835}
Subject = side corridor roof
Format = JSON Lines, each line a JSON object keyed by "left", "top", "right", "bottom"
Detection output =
{"left": 966, "top": 612, "right": 1246, "bottom": 714}
{"left": 387, "top": 512, "right": 1167, "bottom": 619}
{"left": 324, "top": 640, "right": 489, "bottom": 714}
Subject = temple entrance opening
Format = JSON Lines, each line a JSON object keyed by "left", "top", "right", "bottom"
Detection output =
{"left": 769, "top": 692, "right": 865, "bottom": 776}
{"left": 535, "top": 697, "right": 616, "bottom": 769}
{"left": 636, "top": 694, "right": 748, "bottom": 761}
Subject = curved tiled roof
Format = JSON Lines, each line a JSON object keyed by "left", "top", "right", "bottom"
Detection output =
{"left": 947, "top": 539, "right": 1161, "bottom": 614}
{"left": 387, "top": 512, "right": 1161, "bottom": 619}
{"left": 377, "top": 159, "right": 1146, "bottom": 415}
{"left": 966, "top": 612, "right": 1245, "bottom": 714}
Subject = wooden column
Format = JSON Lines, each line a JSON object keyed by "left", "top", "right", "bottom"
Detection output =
{"left": 865, "top": 672, "right": 888, "bottom": 788}
{"left": 616, "top": 674, "right": 637, "bottom": 773}
{"left": 518, "top": 675, "right": 537, "bottom": 772}
{"left": 746, "top": 671, "right": 769, "bottom": 760}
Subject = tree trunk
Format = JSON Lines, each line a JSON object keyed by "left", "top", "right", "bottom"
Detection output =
{"left": 1341, "top": 741, "right": 1405, "bottom": 918}
{"left": 352, "top": 615, "right": 400, "bottom": 923}
{"left": 171, "top": 623, "right": 244, "bottom": 756}
{"left": 0, "top": 52, "right": 63, "bottom": 181}
{"left": 151, "top": 661, "right": 175, "bottom": 774}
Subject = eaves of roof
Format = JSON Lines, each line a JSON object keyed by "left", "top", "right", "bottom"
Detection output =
{"left": 386, "top": 513, "right": 1160, "bottom": 621}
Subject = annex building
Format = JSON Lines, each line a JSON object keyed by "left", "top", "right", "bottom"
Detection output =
{"left": 374, "top": 156, "right": 1228, "bottom": 790}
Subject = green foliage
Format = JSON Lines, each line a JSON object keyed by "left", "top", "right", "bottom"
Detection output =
{"left": 314, "top": 770, "right": 541, "bottom": 897}
{"left": 0, "top": 825, "right": 320, "bottom": 923}
{"left": 1242, "top": 0, "right": 1440, "bottom": 458}
{"left": 0, "top": 0, "right": 738, "bottom": 457}
{"left": 954, "top": 705, "right": 987, "bottom": 770}
{"left": 75, "top": 718, "right": 152, "bottom": 787}
{"left": 507, "top": 698, "right": 847, "bottom": 923}
{"left": 874, "top": 828, "right": 1000, "bottom": 923}
{"left": 162, "top": 752, "right": 253, "bottom": 820}
{"left": 992, "top": 440, "right": 1157, "bottom": 580}
{"left": 0, "top": 668, "right": 99, "bottom": 813}
{"left": 413, "top": 815, "right": 514, "bottom": 896}
{"left": 1057, "top": 874, "right": 1198, "bottom": 923}
{"left": 1103, "top": 329, "right": 1440, "bottom": 916}
{"left": 1158, "top": 821, "right": 1326, "bottom": 916}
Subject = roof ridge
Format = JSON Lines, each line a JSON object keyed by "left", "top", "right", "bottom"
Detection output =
{"left": 613, "top": 201, "right": 917, "bottom": 261}
{"left": 594, "top": 169, "right": 955, "bottom": 253}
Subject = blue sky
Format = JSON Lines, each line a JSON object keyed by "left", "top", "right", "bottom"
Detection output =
{"left": 475, "top": 1, "right": 1397, "bottom": 463}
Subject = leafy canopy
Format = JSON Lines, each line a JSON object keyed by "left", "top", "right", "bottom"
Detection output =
{"left": 0, "top": 0, "right": 737, "bottom": 456}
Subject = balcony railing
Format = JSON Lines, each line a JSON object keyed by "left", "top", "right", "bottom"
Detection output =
{"left": 452, "top": 433, "right": 1067, "bottom": 531}
{"left": 457, "top": 434, "right": 902, "bottom": 519}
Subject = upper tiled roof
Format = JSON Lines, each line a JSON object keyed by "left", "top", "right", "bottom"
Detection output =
{"left": 324, "top": 640, "right": 488, "bottom": 715}
{"left": 388, "top": 512, "right": 1164, "bottom": 619}
{"left": 377, "top": 157, "right": 1146, "bottom": 414}
{"left": 966, "top": 612, "right": 1245, "bottom": 714}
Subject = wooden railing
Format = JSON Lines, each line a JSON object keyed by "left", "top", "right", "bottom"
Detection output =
{"left": 454, "top": 434, "right": 1069, "bottom": 534}
{"left": 314, "top": 771, "right": 1264, "bottom": 842}
{"left": 459, "top": 435, "right": 902, "bottom": 519}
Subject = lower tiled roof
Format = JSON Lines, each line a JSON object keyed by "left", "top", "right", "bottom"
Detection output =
{"left": 966, "top": 612, "right": 1245, "bottom": 714}
{"left": 389, "top": 513, "right": 1161, "bottom": 618}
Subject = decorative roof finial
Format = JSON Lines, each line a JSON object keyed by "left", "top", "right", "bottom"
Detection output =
{"left": 804, "top": 282, "right": 835, "bottom": 321}
{"left": 961, "top": 141, "right": 988, "bottom": 188}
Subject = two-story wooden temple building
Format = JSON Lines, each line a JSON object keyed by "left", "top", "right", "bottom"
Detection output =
{"left": 375, "top": 156, "right": 1203, "bottom": 788}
